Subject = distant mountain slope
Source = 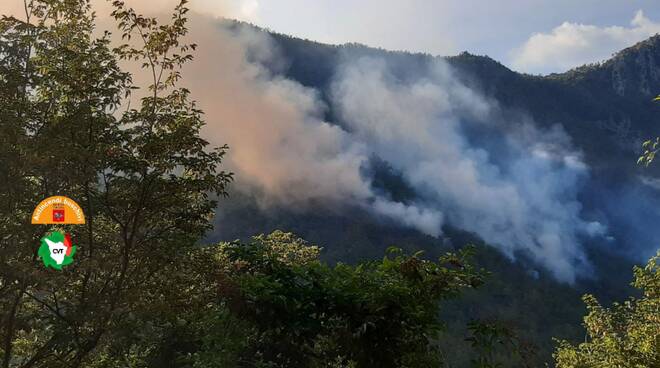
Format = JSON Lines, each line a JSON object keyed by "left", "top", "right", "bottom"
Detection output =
{"left": 261, "top": 28, "right": 660, "bottom": 255}
{"left": 554, "top": 34, "right": 660, "bottom": 99}
{"left": 270, "top": 30, "right": 660, "bottom": 169}
{"left": 450, "top": 37, "right": 660, "bottom": 166}
{"left": 217, "top": 20, "right": 660, "bottom": 291}
{"left": 212, "top": 23, "right": 657, "bottom": 366}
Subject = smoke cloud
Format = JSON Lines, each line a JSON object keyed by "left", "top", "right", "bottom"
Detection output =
{"left": 0, "top": 1, "right": 258, "bottom": 25}
{"left": 0, "top": 1, "right": 609, "bottom": 283}
{"left": 184, "top": 20, "right": 369, "bottom": 205}
{"left": 331, "top": 57, "right": 602, "bottom": 282}
{"left": 180, "top": 19, "right": 606, "bottom": 282}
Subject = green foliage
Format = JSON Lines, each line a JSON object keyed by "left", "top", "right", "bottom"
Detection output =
{"left": 0, "top": 0, "right": 230, "bottom": 366}
{"left": 638, "top": 95, "right": 660, "bottom": 166}
{"left": 216, "top": 194, "right": 597, "bottom": 366}
{"left": 160, "top": 231, "right": 485, "bottom": 368}
{"left": 554, "top": 252, "right": 660, "bottom": 368}
{"left": 467, "top": 320, "right": 512, "bottom": 368}
{"left": 638, "top": 136, "right": 659, "bottom": 167}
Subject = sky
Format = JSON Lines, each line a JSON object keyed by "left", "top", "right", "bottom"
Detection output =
{"left": 2, "top": 1, "right": 660, "bottom": 74}
{"left": 216, "top": 0, "right": 660, "bottom": 75}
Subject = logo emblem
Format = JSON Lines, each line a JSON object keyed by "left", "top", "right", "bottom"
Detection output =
{"left": 38, "top": 231, "right": 77, "bottom": 270}
{"left": 52, "top": 208, "right": 65, "bottom": 222}
{"left": 32, "top": 196, "right": 85, "bottom": 225}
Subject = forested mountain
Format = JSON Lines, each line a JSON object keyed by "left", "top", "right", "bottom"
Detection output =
{"left": 217, "top": 22, "right": 660, "bottom": 266}
{"left": 210, "top": 23, "right": 660, "bottom": 366}
{"left": 1, "top": 2, "right": 657, "bottom": 366}
{"left": 267, "top": 29, "right": 660, "bottom": 167}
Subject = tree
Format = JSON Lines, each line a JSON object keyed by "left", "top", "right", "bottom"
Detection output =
{"left": 553, "top": 252, "right": 660, "bottom": 367}
{"left": 0, "top": 1, "right": 231, "bottom": 366}
{"left": 637, "top": 95, "right": 660, "bottom": 166}
{"left": 164, "top": 231, "right": 486, "bottom": 368}
{"left": 465, "top": 319, "right": 537, "bottom": 368}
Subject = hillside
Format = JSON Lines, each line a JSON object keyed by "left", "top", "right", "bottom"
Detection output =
{"left": 206, "top": 23, "right": 660, "bottom": 366}
{"left": 267, "top": 29, "right": 660, "bottom": 166}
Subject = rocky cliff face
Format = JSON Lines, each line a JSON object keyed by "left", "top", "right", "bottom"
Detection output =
{"left": 551, "top": 34, "right": 660, "bottom": 99}
{"left": 608, "top": 35, "right": 660, "bottom": 97}
{"left": 441, "top": 36, "right": 660, "bottom": 162}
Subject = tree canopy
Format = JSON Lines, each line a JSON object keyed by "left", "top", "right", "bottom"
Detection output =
{"left": 0, "top": 0, "right": 230, "bottom": 366}
{"left": 554, "top": 252, "right": 660, "bottom": 368}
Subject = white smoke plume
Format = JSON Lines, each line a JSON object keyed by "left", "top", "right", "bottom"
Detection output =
{"left": 0, "top": 1, "right": 608, "bottom": 282}
{"left": 177, "top": 17, "right": 443, "bottom": 236}
{"left": 185, "top": 21, "right": 605, "bottom": 282}
{"left": 330, "top": 57, "right": 602, "bottom": 282}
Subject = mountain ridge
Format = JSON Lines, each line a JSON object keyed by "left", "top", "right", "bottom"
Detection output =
{"left": 212, "top": 22, "right": 659, "bottom": 366}
{"left": 231, "top": 19, "right": 660, "bottom": 84}
{"left": 218, "top": 18, "right": 659, "bottom": 287}
{"left": 550, "top": 34, "right": 660, "bottom": 97}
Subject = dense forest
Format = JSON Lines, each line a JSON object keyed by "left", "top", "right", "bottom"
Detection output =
{"left": 0, "top": 1, "right": 658, "bottom": 367}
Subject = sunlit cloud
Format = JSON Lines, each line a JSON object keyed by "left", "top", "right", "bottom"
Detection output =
{"left": 511, "top": 10, "right": 660, "bottom": 74}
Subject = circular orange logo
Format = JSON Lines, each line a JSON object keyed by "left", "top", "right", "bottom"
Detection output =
{"left": 31, "top": 196, "right": 85, "bottom": 225}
